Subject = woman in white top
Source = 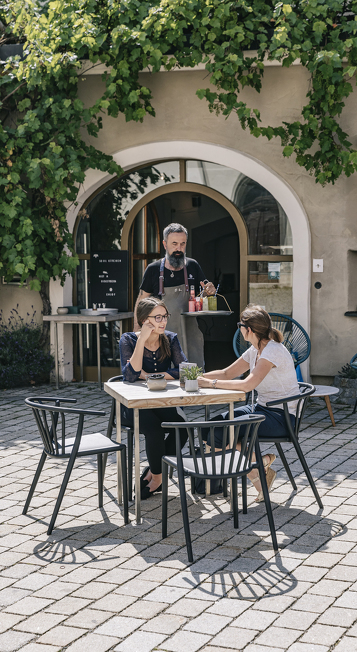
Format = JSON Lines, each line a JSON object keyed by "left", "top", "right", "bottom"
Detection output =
{"left": 198, "top": 304, "right": 300, "bottom": 501}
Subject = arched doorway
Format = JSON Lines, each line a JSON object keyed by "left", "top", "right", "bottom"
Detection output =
{"left": 129, "top": 189, "right": 244, "bottom": 369}
{"left": 73, "top": 157, "right": 294, "bottom": 379}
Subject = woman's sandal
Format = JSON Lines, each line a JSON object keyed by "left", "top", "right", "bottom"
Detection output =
{"left": 263, "top": 454, "right": 276, "bottom": 471}
{"left": 255, "top": 468, "right": 277, "bottom": 503}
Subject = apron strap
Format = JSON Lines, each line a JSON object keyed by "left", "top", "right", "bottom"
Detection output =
{"left": 183, "top": 264, "right": 189, "bottom": 293}
{"left": 159, "top": 258, "right": 165, "bottom": 297}
{"left": 159, "top": 258, "right": 189, "bottom": 296}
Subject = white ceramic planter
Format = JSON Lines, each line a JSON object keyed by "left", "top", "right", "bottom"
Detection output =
{"left": 185, "top": 379, "right": 198, "bottom": 392}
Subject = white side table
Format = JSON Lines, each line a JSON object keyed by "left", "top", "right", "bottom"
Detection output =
{"left": 312, "top": 385, "right": 339, "bottom": 426}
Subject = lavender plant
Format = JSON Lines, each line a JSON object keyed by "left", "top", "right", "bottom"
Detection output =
{"left": 0, "top": 307, "right": 54, "bottom": 389}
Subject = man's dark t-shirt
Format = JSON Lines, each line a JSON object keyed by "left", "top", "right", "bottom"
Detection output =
{"left": 140, "top": 258, "right": 205, "bottom": 297}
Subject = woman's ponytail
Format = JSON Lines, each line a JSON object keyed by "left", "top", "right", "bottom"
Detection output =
{"left": 270, "top": 327, "right": 283, "bottom": 343}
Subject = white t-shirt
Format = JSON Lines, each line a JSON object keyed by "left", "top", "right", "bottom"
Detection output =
{"left": 242, "top": 340, "right": 300, "bottom": 415}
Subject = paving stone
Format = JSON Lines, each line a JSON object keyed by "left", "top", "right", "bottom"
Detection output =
{"left": 45, "top": 596, "right": 91, "bottom": 615}
{"left": 95, "top": 615, "right": 145, "bottom": 638}
{"left": 64, "top": 608, "right": 112, "bottom": 629}
{"left": 157, "top": 630, "right": 211, "bottom": 651}
{"left": 210, "top": 626, "right": 257, "bottom": 649}
{"left": 0, "top": 611, "right": 25, "bottom": 633}
{"left": 14, "top": 612, "right": 66, "bottom": 634}
{"left": 121, "top": 599, "right": 168, "bottom": 619}
{"left": 232, "top": 609, "right": 277, "bottom": 631}
{"left": 144, "top": 586, "right": 189, "bottom": 604}
{"left": 4, "top": 596, "right": 53, "bottom": 615}
{"left": 274, "top": 609, "right": 318, "bottom": 630}
{"left": 287, "top": 644, "right": 329, "bottom": 652}
{"left": 90, "top": 593, "right": 136, "bottom": 613}
{"left": 17, "top": 644, "right": 62, "bottom": 652}
{"left": 254, "top": 625, "right": 301, "bottom": 648}
{"left": 114, "top": 630, "right": 167, "bottom": 652}
{"left": 300, "top": 623, "right": 346, "bottom": 646}
{"left": 141, "top": 613, "right": 187, "bottom": 635}
{"left": 65, "top": 633, "right": 120, "bottom": 652}
{"left": 167, "top": 597, "right": 212, "bottom": 617}
{"left": 0, "top": 630, "right": 36, "bottom": 652}
{"left": 184, "top": 613, "right": 232, "bottom": 635}
{"left": 291, "top": 594, "right": 335, "bottom": 613}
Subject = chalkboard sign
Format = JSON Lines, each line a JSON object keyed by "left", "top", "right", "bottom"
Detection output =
{"left": 90, "top": 250, "right": 128, "bottom": 310}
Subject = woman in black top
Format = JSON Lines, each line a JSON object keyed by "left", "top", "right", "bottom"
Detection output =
{"left": 119, "top": 297, "right": 188, "bottom": 500}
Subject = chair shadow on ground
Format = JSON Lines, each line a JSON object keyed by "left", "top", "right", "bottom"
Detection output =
{"left": 30, "top": 486, "right": 348, "bottom": 604}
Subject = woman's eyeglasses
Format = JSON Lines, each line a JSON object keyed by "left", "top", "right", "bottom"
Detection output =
{"left": 148, "top": 313, "right": 171, "bottom": 323}
{"left": 237, "top": 322, "right": 249, "bottom": 329}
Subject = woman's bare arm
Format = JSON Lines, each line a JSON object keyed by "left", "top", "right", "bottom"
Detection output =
{"left": 198, "top": 358, "right": 274, "bottom": 391}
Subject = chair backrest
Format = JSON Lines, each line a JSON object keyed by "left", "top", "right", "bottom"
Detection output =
{"left": 25, "top": 397, "right": 105, "bottom": 457}
{"left": 350, "top": 354, "right": 357, "bottom": 370}
{"left": 162, "top": 414, "right": 265, "bottom": 479}
{"left": 233, "top": 313, "right": 311, "bottom": 367}
{"left": 266, "top": 382, "right": 315, "bottom": 439}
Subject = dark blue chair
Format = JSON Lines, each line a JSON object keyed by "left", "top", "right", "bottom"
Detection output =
{"left": 233, "top": 313, "right": 311, "bottom": 370}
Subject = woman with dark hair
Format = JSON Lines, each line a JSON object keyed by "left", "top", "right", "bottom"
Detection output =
{"left": 198, "top": 304, "right": 300, "bottom": 501}
{"left": 119, "top": 297, "right": 188, "bottom": 500}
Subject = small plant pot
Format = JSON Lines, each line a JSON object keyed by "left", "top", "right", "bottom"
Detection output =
{"left": 57, "top": 307, "right": 68, "bottom": 315}
{"left": 185, "top": 379, "right": 198, "bottom": 392}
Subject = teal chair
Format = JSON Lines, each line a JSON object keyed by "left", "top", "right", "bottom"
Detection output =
{"left": 233, "top": 313, "right": 311, "bottom": 373}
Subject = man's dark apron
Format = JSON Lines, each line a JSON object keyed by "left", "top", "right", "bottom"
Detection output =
{"left": 159, "top": 258, "right": 205, "bottom": 370}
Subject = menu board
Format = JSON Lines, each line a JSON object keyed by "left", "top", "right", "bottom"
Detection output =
{"left": 90, "top": 250, "right": 128, "bottom": 310}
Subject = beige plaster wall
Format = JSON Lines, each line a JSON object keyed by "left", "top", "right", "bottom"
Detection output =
{"left": 77, "top": 66, "right": 357, "bottom": 378}
{"left": 0, "top": 282, "right": 43, "bottom": 326}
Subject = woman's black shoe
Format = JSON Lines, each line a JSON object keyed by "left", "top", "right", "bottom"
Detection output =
{"left": 141, "top": 484, "right": 162, "bottom": 500}
{"left": 140, "top": 466, "right": 150, "bottom": 488}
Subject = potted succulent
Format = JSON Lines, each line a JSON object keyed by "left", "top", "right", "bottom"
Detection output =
{"left": 181, "top": 365, "right": 203, "bottom": 392}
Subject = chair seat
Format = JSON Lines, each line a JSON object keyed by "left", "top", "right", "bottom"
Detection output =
{"left": 58, "top": 433, "right": 124, "bottom": 456}
{"left": 164, "top": 450, "right": 247, "bottom": 476}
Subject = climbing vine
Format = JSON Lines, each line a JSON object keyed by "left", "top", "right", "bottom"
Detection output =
{"left": 1, "top": 0, "right": 357, "bottom": 296}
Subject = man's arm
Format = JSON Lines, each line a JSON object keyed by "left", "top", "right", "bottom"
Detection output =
{"left": 133, "top": 289, "right": 151, "bottom": 331}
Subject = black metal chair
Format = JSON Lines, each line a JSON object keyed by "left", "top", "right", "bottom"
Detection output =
{"left": 107, "top": 376, "right": 135, "bottom": 500}
{"left": 233, "top": 313, "right": 311, "bottom": 368}
{"left": 24, "top": 397, "right": 129, "bottom": 534}
{"left": 255, "top": 382, "right": 323, "bottom": 509}
{"left": 161, "top": 414, "right": 278, "bottom": 562}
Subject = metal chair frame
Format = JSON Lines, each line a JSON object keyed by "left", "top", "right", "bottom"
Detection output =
{"left": 24, "top": 397, "right": 129, "bottom": 534}
{"left": 350, "top": 354, "right": 357, "bottom": 415}
{"left": 233, "top": 312, "right": 311, "bottom": 367}
{"left": 161, "top": 414, "right": 278, "bottom": 562}
{"left": 261, "top": 382, "right": 323, "bottom": 509}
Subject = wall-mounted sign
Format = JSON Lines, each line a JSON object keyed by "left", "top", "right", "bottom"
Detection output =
{"left": 268, "top": 262, "right": 281, "bottom": 280}
{"left": 90, "top": 250, "right": 128, "bottom": 310}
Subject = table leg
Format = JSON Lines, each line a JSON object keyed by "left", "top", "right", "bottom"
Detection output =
{"left": 229, "top": 402, "right": 234, "bottom": 509}
{"left": 54, "top": 322, "right": 59, "bottom": 390}
{"left": 116, "top": 399, "right": 123, "bottom": 505}
{"left": 96, "top": 322, "right": 101, "bottom": 389}
{"left": 111, "top": 321, "right": 116, "bottom": 366}
{"left": 134, "top": 408, "right": 141, "bottom": 524}
{"left": 78, "top": 324, "right": 84, "bottom": 382}
{"left": 324, "top": 396, "right": 336, "bottom": 427}
{"left": 204, "top": 405, "right": 211, "bottom": 495}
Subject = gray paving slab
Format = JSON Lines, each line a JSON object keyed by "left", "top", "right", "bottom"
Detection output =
{"left": 0, "top": 383, "right": 357, "bottom": 650}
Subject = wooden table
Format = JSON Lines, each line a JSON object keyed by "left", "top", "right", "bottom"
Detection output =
{"left": 43, "top": 312, "right": 133, "bottom": 389}
{"left": 104, "top": 378, "right": 245, "bottom": 524}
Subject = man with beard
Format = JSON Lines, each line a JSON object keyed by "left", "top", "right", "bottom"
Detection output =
{"left": 134, "top": 223, "right": 215, "bottom": 369}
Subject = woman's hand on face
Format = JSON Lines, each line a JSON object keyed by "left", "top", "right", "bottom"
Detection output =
{"left": 139, "top": 319, "right": 155, "bottom": 342}
{"left": 197, "top": 375, "right": 211, "bottom": 388}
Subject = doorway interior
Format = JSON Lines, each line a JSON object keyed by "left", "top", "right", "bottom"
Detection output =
{"left": 131, "top": 191, "right": 240, "bottom": 370}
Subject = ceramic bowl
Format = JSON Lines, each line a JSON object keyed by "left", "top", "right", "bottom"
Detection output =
{"left": 57, "top": 307, "right": 69, "bottom": 315}
{"left": 146, "top": 373, "right": 167, "bottom": 391}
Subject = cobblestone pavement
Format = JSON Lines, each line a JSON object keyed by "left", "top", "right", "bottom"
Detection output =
{"left": 1, "top": 383, "right": 357, "bottom": 652}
